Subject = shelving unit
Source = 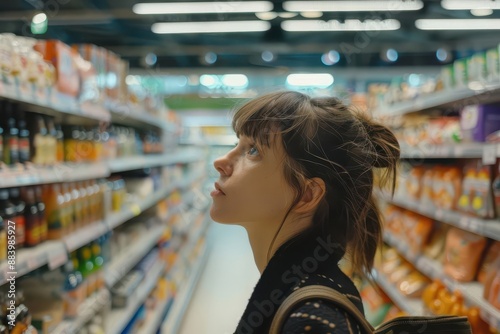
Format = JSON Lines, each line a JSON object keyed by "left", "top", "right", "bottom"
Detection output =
{"left": 383, "top": 231, "right": 500, "bottom": 330}
{"left": 161, "top": 240, "right": 210, "bottom": 334}
{"left": 141, "top": 294, "right": 174, "bottom": 334}
{"left": 371, "top": 268, "right": 425, "bottom": 316}
{"left": 377, "top": 190, "right": 500, "bottom": 241}
{"left": 52, "top": 288, "right": 111, "bottom": 334}
{"left": 373, "top": 81, "right": 500, "bottom": 117}
{"left": 0, "top": 169, "right": 204, "bottom": 286}
{"left": 105, "top": 224, "right": 165, "bottom": 288}
{"left": 106, "top": 259, "right": 166, "bottom": 334}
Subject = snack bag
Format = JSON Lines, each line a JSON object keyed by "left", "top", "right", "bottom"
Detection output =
{"left": 443, "top": 227, "right": 487, "bottom": 282}
{"left": 471, "top": 163, "right": 495, "bottom": 218}
{"left": 478, "top": 241, "right": 500, "bottom": 284}
{"left": 360, "top": 283, "right": 392, "bottom": 326}
{"left": 406, "top": 166, "right": 425, "bottom": 201}
{"left": 423, "top": 222, "right": 449, "bottom": 261}
{"left": 408, "top": 215, "right": 433, "bottom": 254}
{"left": 420, "top": 168, "right": 435, "bottom": 208}
{"left": 431, "top": 166, "right": 446, "bottom": 206}
{"left": 440, "top": 167, "right": 462, "bottom": 210}
{"left": 457, "top": 163, "right": 476, "bottom": 214}
{"left": 397, "top": 271, "right": 430, "bottom": 298}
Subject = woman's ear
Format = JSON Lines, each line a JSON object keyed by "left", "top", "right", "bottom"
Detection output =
{"left": 293, "top": 177, "right": 326, "bottom": 214}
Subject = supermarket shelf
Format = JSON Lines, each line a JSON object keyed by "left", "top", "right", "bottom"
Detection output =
{"left": 105, "top": 224, "right": 164, "bottom": 287}
{"left": 0, "top": 241, "right": 67, "bottom": 285}
{"left": 106, "top": 101, "right": 170, "bottom": 131}
{"left": 0, "top": 162, "right": 109, "bottom": 189}
{"left": 52, "top": 288, "right": 111, "bottom": 334}
{"left": 0, "top": 88, "right": 111, "bottom": 123}
{"left": 400, "top": 143, "right": 500, "bottom": 159}
{"left": 161, "top": 241, "right": 210, "bottom": 334}
{"left": 373, "top": 81, "right": 500, "bottom": 117}
{"left": 377, "top": 190, "right": 500, "bottom": 241}
{"left": 63, "top": 221, "right": 109, "bottom": 252}
{"left": 106, "top": 259, "right": 166, "bottom": 334}
{"left": 141, "top": 295, "right": 174, "bottom": 334}
{"left": 106, "top": 170, "right": 203, "bottom": 230}
{"left": 107, "top": 147, "right": 204, "bottom": 173}
{"left": 372, "top": 269, "right": 425, "bottom": 315}
{"left": 383, "top": 231, "right": 500, "bottom": 330}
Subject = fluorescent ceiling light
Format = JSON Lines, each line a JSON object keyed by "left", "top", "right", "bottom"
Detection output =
{"left": 415, "top": 19, "right": 500, "bottom": 30}
{"left": 301, "top": 11, "right": 323, "bottom": 18}
{"left": 282, "top": 19, "right": 400, "bottom": 32}
{"left": 152, "top": 21, "right": 271, "bottom": 34}
{"left": 471, "top": 8, "right": 493, "bottom": 16}
{"left": 222, "top": 74, "right": 248, "bottom": 88}
{"left": 283, "top": 1, "right": 423, "bottom": 12}
{"left": 255, "top": 12, "right": 278, "bottom": 20}
{"left": 32, "top": 13, "right": 47, "bottom": 24}
{"left": 134, "top": 1, "right": 273, "bottom": 14}
{"left": 441, "top": 0, "right": 500, "bottom": 10}
{"left": 286, "top": 73, "right": 334, "bottom": 87}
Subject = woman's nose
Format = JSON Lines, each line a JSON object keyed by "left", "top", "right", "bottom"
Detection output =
{"left": 214, "top": 153, "right": 233, "bottom": 177}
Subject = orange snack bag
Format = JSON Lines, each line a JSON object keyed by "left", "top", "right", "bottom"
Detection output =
{"left": 471, "top": 164, "right": 495, "bottom": 219}
{"left": 457, "top": 163, "right": 476, "bottom": 214}
{"left": 439, "top": 167, "right": 462, "bottom": 210}
{"left": 408, "top": 215, "right": 433, "bottom": 254}
{"left": 406, "top": 166, "right": 425, "bottom": 201}
{"left": 420, "top": 168, "right": 435, "bottom": 208}
{"left": 478, "top": 241, "right": 500, "bottom": 284}
{"left": 443, "top": 227, "right": 487, "bottom": 282}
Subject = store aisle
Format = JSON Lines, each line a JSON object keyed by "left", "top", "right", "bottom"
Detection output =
{"left": 178, "top": 222, "right": 260, "bottom": 334}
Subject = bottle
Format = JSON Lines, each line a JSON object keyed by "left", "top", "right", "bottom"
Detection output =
{"left": 79, "top": 182, "right": 89, "bottom": 226}
{"left": 0, "top": 215, "right": 6, "bottom": 261}
{"left": 45, "top": 118, "right": 57, "bottom": 166}
{"left": 78, "top": 246, "right": 95, "bottom": 296}
{"left": 46, "top": 183, "right": 64, "bottom": 240}
{"left": 4, "top": 103, "right": 19, "bottom": 166}
{"left": 69, "top": 183, "right": 82, "bottom": 230}
{"left": 91, "top": 241, "right": 104, "bottom": 290}
{"left": 55, "top": 123, "right": 64, "bottom": 163}
{"left": 22, "top": 187, "right": 39, "bottom": 247}
{"left": 62, "top": 183, "right": 73, "bottom": 234}
{"left": 31, "top": 116, "right": 47, "bottom": 166}
{"left": 17, "top": 111, "right": 30, "bottom": 164}
{"left": 0, "top": 190, "right": 18, "bottom": 251}
{"left": 9, "top": 304, "right": 28, "bottom": 334}
{"left": 493, "top": 164, "right": 500, "bottom": 218}
{"left": 62, "top": 258, "right": 83, "bottom": 318}
{"left": 8, "top": 188, "right": 25, "bottom": 248}
{"left": 34, "top": 186, "right": 47, "bottom": 242}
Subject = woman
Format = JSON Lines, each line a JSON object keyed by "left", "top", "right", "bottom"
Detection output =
{"left": 210, "top": 91, "right": 400, "bottom": 334}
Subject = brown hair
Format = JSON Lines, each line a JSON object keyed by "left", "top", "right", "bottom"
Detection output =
{"left": 232, "top": 91, "right": 400, "bottom": 276}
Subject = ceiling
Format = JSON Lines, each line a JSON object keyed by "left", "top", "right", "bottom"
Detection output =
{"left": 1, "top": 0, "right": 500, "bottom": 70}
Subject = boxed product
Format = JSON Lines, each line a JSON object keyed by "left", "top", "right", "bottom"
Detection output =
{"left": 34, "top": 39, "right": 81, "bottom": 97}
{"left": 460, "top": 103, "right": 500, "bottom": 142}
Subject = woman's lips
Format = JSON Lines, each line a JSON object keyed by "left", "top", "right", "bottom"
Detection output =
{"left": 211, "top": 182, "right": 226, "bottom": 197}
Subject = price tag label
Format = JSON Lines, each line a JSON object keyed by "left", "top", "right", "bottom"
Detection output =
{"left": 131, "top": 204, "right": 142, "bottom": 217}
{"left": 482, "top": 145, "right": 497, "bottom": 165}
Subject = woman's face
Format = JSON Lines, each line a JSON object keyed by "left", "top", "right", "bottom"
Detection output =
{"left": 210, "top": 134, "right": 294, "bottom": 227}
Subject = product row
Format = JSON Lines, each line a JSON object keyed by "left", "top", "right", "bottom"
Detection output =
{"left": 0, "top": 163, "right": 194, "bottom": 256}
{"left": 374, "top": 247, "right": 494, "bottom": 334}
{"left": 368, "top": 43, "right": 500, "bottom": 110}
{"left": 0, "top": 33, "right": 165, "bottom": 118}
{"left": 390, "top": 103, "right": 500, "bottom": 147}
{"left": 397, "top": 159, "right": 500, "bottom": 219}
{"left": 0, "top": 102, "right": 163, "bottom": 168}
{"left": 384, "top": 203, "right": 500, "bottom": 285}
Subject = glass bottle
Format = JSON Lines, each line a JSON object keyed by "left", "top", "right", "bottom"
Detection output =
{"left": 55, "top": 123, "right": 64, "bottom": 163}
{"left": 4, "top": 103, "right": 19, "bottom": 166}
{"left": 0, "top": 189, "right": 19, "bottom": 249}
{"left": 9, "top": 188, "right": 25, "bottom": 248}
{"left": 61, "top": 183, "right": 73, "bottom": 234}
{"left": 0, "top": 215, "right": 6, "bottom": 261}
{"left": 46, "top": 183, "right": 64, "bottom": 240}
{"left": 69, "top": 182, "right": 82, "bottom": 230}
{"left": 17, "top": 111, "right": 30, "bottom": 164}
{"left": 34, "top": 186, "right": 47, "bottom": 242}
{"left": 21, "top": 187, "right": 39, "bottom": 247}
{"left": 45, "top": 118, "right": 57, "bottom": 166}
{"left": 31, "top": 116, "right": 47, "bottom": 166}
{"left": 79, "top": 182, "right": 89, "bottom": 226}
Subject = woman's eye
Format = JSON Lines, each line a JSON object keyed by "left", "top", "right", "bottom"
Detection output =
{"left": 248, "top": 146, "right": 259, "bottom": 156}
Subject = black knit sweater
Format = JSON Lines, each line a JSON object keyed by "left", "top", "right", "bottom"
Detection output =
{"left": 234, "top": 230, "right": 365, "bottom": 334}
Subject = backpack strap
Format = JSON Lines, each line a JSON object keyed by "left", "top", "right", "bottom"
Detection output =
{"left": 269, "top": 285, "right": 374, "bottom": 334}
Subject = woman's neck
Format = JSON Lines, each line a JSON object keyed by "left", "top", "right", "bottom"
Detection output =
{"left": 245, "top": 215, "right": 313, "bottom": 274}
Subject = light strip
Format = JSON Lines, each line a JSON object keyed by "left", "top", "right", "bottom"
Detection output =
{"left": 152, "top": 21, "right": 271, "bottom": 34}
{"left": 415, "top": 19, "right": 500, "bottom": 30}
{"left": 282, "top": 19, "right": 400, "bottom": 32}
{"left": 133, "top": 1, "right": 273, "bottom": 14}
{"left": 441, "top": 0, "right": 500, "bottom": 10}
{"left": 283, "top": 0, "right": 423, "bottom": 12}
{"left": 286, "top": 73, "right": 334, "bottom": 87}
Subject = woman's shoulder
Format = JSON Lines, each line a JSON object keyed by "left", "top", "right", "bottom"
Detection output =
{"left": 281, "top": 298, "right": 364, "bottom": 334}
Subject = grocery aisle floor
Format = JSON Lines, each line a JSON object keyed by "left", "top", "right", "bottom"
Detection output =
{"left": 179, "top": 222, "right": 260, "bottom": 334}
